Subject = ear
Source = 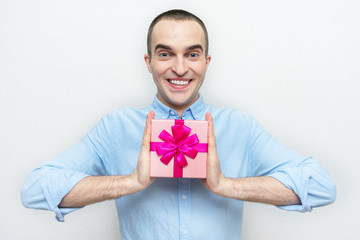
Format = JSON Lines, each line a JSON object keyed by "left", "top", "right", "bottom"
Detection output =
{"left": 205, "top": 54, "right": 211, "bottom": 70}
{"left": 144, "top": 54, "right": 152, "bottom": 73}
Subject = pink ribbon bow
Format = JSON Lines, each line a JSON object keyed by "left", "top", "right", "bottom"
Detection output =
{"left": 156, "top": 122, "right": 199, "bottom": 168}
{"left": 150, "top": 119, "right": 207, "bottom": 178}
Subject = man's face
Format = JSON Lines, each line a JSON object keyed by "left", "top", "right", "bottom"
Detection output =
{"left": 145, "top": 20, "right": 211, "bottom": 113}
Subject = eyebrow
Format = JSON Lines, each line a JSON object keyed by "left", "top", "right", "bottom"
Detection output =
{"left": 154, "top": 44, "right": 204, "bottom": 53}
{"left": 154, "top": 44, "right": 172, "bottom": 52}
{"left": 185, "top": 44, "right": 203, "bottom": 53}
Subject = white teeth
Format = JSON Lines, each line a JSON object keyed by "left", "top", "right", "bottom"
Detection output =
{"left": 169, "top": 80, "right": 189, "bottom": 85}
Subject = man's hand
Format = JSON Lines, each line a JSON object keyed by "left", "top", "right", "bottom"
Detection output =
{"left": 202, "top": 112, "right": 227, "bottom": 196}
{"left": 130, "top": 111, "right": 156, "bottom": 192}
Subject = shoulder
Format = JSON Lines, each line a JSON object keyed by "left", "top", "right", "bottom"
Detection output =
{"left": 204, "top": 103, "right": 253, "bottom": 123}
{"left": 97, "top": 105, "right": 150, "bottom": 132}
{"left": 108, "top": 106, "right": 148, "bottom": 120}
{"left": 105, "top": 104, "right": 152, "bottom": 120}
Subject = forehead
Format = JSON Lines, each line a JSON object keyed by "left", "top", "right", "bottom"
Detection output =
{"left": 150, "top": 20, "right": 206, "bottom": 51}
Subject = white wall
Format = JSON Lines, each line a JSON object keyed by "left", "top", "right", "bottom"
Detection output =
{"left": 1, "top": 0, "right": 359, "bottom": 239}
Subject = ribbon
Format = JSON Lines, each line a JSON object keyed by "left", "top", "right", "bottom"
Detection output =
{"left": 150, "top": 119, "right": 207, "bottom": 178}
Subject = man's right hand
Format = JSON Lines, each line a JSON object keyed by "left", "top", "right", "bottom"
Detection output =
{"left": 130, "top": 111, "right": 156, "bottom": 192}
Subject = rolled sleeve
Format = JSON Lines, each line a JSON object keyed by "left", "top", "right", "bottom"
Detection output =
{"left": 270, "top": 156, "right": 337, "bottom": 212}
{"left": 269, "top": 167, "right": 311, "bottom": 212}
{"left": 41, "top": 169, "right": 89, "bottom": 221}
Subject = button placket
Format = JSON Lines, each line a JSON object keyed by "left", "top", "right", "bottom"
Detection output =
{"left": 179, "top": 178, "right": 191, "bottom": 240}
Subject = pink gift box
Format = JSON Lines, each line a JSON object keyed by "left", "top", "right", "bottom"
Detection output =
{"left": 150, "top": 119, "right": 208, "bottom": 178}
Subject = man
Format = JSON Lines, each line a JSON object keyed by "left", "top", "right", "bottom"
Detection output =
{"left": 21, "top": 9, "right": 336, "bottom": 239}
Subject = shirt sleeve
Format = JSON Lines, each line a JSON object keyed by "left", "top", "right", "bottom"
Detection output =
{"left": 245, "top": 113, "right": 336, "bottom": 212}
{"left": 21, "top": 114, "right": 114, "bottom": 221}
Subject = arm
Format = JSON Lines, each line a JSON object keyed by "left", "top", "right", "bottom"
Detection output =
{"left": 59, "top": 111, "right": 155, "bottom": 208}
{"left": 202, "top": 112, "right": 335, "bottom": 209}
{"left": 206, "top": 176, "right": 300, "bottom": 206}
{"left": 21, "top": 111, "right": 155, "bottom": 220}
{"left": 202, "top": 112, "right": 300, "bottom": 205}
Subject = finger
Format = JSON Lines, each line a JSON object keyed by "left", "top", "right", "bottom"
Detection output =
{"left": 141, "top": 111, "right": 155, "bottom": 150}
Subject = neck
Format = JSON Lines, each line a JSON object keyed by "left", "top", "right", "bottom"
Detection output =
{"left": 174, "top": 108, "right": 185, "bottom": 118}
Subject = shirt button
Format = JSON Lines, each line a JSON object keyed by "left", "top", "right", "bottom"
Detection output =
{"left": 183, "top": 230, "right": 188, "bottom": 235}
{"left": 170, "top": 110, "right": 175, "bottom": 115}
{"left": 182, "top": 195, "right": 187, "bottom": 200}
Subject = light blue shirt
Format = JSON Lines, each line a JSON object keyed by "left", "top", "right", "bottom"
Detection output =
{"left": 21, "top": 96, "right": 336, "bottom": 239}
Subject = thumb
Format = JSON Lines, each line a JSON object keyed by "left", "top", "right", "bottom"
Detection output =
{"left": 141, "top": 111, "right": 155, "bottom": 151}
{"left": 205, "top": 112, "right": 217, "bottom": 152}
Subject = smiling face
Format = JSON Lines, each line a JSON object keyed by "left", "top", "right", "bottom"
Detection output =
{"left": 145, "top": 20, "right": 211, "bottom": 116}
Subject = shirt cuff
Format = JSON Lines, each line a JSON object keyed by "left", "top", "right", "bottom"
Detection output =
{"left": 269, "top": 168, "right": 312, "bottom": 212}
{"left": 41, "top": 170, "right": 89, "bottom": 222}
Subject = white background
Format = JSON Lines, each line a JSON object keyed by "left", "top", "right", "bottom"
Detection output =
{"left": 1, "top": 0, "right": 359, "bottom": 239}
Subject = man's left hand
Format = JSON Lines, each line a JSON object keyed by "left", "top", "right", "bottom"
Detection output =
{"left": 202, "top": 112, "right": 228, "bottom": 196}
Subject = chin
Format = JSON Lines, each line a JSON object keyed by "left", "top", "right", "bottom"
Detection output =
{"left": 171, "top": 96, "right": 195, "bottom": 108}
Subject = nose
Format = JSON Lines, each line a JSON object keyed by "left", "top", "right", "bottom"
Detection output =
{"left": 171, "top": 56, "right": 188, "bottom": 76}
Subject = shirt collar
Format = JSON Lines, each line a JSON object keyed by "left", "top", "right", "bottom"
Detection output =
{"left": 151, "top": 94, "right": 206, "bottom": 120}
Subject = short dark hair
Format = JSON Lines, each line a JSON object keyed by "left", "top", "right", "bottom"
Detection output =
{"left": 147, "top": 9, "right": 209, "bottom": 58}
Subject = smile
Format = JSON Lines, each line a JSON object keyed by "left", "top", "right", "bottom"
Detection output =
{"left": 168, "top": 79, "right": 191, "bottom": 86}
